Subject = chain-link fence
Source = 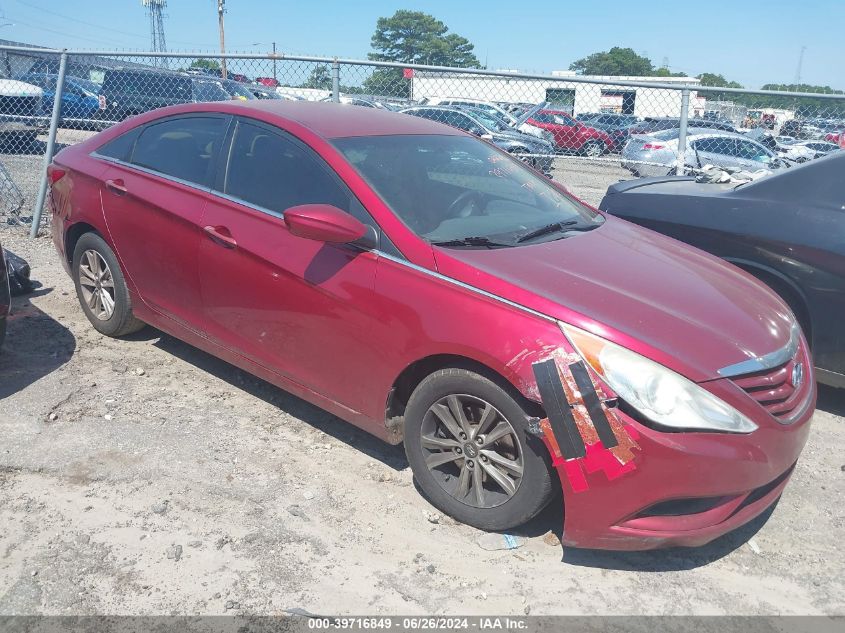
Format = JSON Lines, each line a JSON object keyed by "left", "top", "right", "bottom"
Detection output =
{"left": 2, "top": 45, "right": 844, "bottom": 234}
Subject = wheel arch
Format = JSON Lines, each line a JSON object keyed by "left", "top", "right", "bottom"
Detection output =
{"left": 65, "top": 221, "right": 103, "bottom": 267}
{"left": 385, "top": 353, "right": 544, "bottom": 442}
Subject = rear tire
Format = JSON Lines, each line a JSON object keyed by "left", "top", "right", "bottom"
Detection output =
{"left": 72, "top": 232, "right": 145, "bottom": 337}
{"left": 404, "top": 368, "right": 554, "bottom": 531}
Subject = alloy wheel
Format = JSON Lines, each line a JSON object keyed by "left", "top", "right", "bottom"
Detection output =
{"left": 585, "top": 141, "right": 603, "bottom": 157}
{"left": 420, "top": 394, "right": 524, "bottom": 508}
{"left": 78, "top": 249, "right": 116, "bottom": 321}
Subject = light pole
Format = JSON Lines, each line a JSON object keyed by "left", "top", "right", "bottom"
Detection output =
{"left": 217, "top": 0, "right": 227, "bottom": 80}
{"left": 252, "top": 41, "right": 278, "bottom": 81}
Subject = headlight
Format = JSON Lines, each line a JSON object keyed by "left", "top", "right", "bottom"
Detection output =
{"left": 559, "top": 322, "right": 758, "bottom": 434}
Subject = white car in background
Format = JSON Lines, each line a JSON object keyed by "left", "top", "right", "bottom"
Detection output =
{"left": 0, "top": 78, "right": 43, "bottom": 151}
{"left": 777, "top": 140, "right": 840, "bottom": 162}
{"left": 622, "top": 128, "right": 785, "bottom": 177}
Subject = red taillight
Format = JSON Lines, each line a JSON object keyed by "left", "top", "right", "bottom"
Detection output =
{"left": 642, "top": 143, "right": 664, "bottom": 150}
{"left": 47, "top": 165, "right": 66, "bottom": 184}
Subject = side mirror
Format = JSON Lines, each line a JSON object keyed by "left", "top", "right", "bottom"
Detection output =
{"left": 284, "top": 204, "right": 367, "bottom": 244}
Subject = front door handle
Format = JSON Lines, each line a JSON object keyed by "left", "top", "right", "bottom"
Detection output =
{"left": 203, "top": 225, "right": 238, "bottom": 249}
{"left": 105, "top": 178, "right": 127, "bottom": 195}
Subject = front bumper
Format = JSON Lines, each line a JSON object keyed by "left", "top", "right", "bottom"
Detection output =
{"left": 533, "top": 347, "right": 815, "bottom": 551}
{"left": 558, "top": 401, "right": 813, "bottom": 550}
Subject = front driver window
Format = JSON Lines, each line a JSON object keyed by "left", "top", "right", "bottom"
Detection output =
{"left": 222, "top": 120, "right": 379, "bottom": 228}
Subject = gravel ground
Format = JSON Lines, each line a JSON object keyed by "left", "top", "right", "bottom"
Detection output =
{"left": 0, "top": 140, "right": 844, "bottom": 616}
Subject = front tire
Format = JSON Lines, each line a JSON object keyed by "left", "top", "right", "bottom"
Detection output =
{"left": 582, "top": 140, "right": 606, "bottom": 158}
{"left": 404, "top": 368, "right": 554, "bottom": 531}
{"left": 72, "top": 232, "right": 145, "bottom": 337}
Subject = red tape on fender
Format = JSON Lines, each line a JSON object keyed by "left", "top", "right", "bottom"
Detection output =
{"left": 532, "top": 354, "right": 641, "bottom": 493}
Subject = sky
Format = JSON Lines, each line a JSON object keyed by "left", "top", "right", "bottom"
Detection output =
{"left": 1, "top": 0, "right": 843, "bottom": 90}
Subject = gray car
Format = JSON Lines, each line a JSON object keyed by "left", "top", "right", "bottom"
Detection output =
{"left": 622, "top": 128, "right": 784, "bottom": 177}
{"left": 401, "top": 106, "right": 555, "bottom": 176}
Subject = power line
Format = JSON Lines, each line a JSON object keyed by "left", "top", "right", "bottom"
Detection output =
{"left": 11, "top": 0, "right": 207, "bottom": 47}
{"left": 7, "top": 14, "right": 134, "bottom": 47}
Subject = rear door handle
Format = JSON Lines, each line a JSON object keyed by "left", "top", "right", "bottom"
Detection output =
{"left": 203, "top": 225, "right": 238, "bottom": 249}
{"left": 104, "top": 179, "right": 127, "bottom": 195}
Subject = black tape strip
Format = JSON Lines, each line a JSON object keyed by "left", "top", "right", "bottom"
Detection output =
{"left": 532, "top": 359, "right": 586, "bottom": 459}
{"left": 568, "top": 361, "right": 619, "bottom": 449}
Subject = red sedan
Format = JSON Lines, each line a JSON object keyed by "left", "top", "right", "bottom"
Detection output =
{"left": 824, "top": 130, "right": 845, "bottom": 148}
{"left": 48, "top": 101, "right": 814, "bottom": 550}
{"left": 526, "top": 109, "right": 616, "bottom": 156}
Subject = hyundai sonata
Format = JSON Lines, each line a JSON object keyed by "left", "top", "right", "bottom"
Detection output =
{"left": 49, "top": 101, "right": 814, "bottom": 550}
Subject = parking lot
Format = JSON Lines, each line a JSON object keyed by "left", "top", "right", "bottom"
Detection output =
{"left": 1, "top": 139, "right": 844, "bottom": 616}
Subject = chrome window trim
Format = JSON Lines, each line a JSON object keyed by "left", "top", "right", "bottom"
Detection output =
{"left": 91, "top": 153, "right": 286, "bottom": 219}
{"left": 717, "top": 321, "right": 801, "bottom": 378}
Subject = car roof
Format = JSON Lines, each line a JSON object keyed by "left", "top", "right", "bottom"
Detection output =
{"left": 170, "top": 100, "right": 465, "bottom": 139}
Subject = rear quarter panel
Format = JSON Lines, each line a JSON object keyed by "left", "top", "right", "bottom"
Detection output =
{"left": 50, "top": 145, "right": 112, "bottom": 267}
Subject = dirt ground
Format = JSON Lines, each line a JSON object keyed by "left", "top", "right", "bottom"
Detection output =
{"left": 1, "top": 163, "right": 844, "bottom": 616}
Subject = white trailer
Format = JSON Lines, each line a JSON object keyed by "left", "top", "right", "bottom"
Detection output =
{"left": 410, "top": 71, "right": 701, "bottom": 119}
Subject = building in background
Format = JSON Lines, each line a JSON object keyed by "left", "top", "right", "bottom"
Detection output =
{"left": 411, "top": 70, "right": 703, "bottom": 119}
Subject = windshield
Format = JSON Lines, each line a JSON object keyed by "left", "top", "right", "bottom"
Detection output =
{"left": 193, "top": 80, "right": 230, "bottom": 102}
{"left": 225, "top": 81, "right": 256, "bottom": 99}
{"left": 653, "top": 128, "right": 682, "bottom": 141}
{"left": 466, "top": 109, "right": 510, "bottom": 132}
{"left": 73, "top": 78, "right": 102, "bottom": 95}
{"left": 333, "top": 135, "right": 601, "bottom": 245}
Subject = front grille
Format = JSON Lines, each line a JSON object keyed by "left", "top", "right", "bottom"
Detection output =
{"left": 0, "top": 95, "right": 39, "bottom": 118}
{"left": 731, "top": 343, "right": 809, "bottom": 422}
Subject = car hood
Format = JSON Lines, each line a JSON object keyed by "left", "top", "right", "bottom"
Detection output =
{"left": 493, "top": 130, "right": 550, "bottom": 147}
{"left": 432, "top": 215, "right": 793, "bottom": 382}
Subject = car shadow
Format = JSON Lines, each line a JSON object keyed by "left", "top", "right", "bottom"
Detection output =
{"left": 144, "top": 329, "right": 409, "bottom": 470}
{"left": 0, "top": 287, "right": 76, "bottom": 399}
{"left": 816, "top": 384, "right": 845, "bottom": 416}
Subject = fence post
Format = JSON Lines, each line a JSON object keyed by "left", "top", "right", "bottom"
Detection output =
{"left": 30, "top": 49, "right": 68, "bottom": 238}
{"left": 676, "top": 88, "right": 691, "bottom": 176}
{"left": 331, "top": 59, "right": 340, "bottom": 102}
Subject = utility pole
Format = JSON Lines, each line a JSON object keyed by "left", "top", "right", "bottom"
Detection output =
{"left": 793, "top": 45, "right": 806, "bottom": 87}
{"left": 142, "top": 0, "right": 168, "bottom": 68}
{"left": 217, "top": 0, "right": 227, "bottom": 80}
{"left": 272, "top": 41, "right": 277, "bottom": 82}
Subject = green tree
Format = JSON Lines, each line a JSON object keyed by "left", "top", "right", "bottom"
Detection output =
{"left": 302, "top": 64, "right": 332, "bottom": 90}
{"left": 653, "top": 66, "right": 687, "bottom": 77}
{"left": 697, "top": 72, "right": 743, "bottom": 88}
{"left": 368, "top": 10, "right": 480, "bottom": 67}
{"left": 189, "top": 59, "right": 221, "bottom": 72}
{"left": 569, "top": 47, "right": 654, "bottom": 76}
{"left": 364, "top": 10, "right": 481, "bottom": 97}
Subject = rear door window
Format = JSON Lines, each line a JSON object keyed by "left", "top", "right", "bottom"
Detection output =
{"left": 96, "top": 127, "right": 142, "bottom": 161}
{"left": 128, "top": 116, "right": 228, "bottom": 186}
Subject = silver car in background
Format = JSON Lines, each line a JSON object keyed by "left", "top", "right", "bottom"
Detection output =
{"left": 622, "top": 128, "right": 783, "bottom": 177}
